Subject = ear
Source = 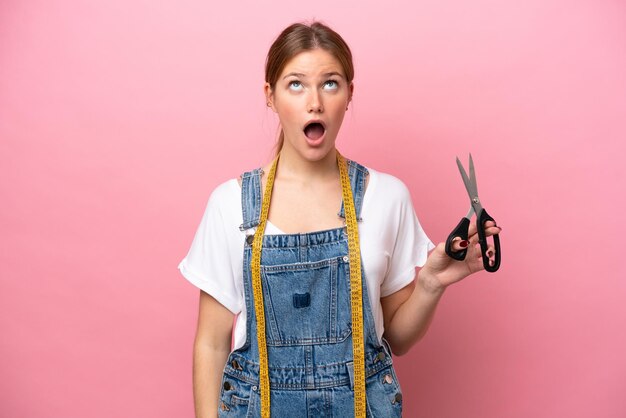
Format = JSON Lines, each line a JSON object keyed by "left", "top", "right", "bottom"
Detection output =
{"left": 264, "top": 82, "right": 276, "bottom": 112}
{"left": 348, "top": 81, "right": 354, "bottom": 104}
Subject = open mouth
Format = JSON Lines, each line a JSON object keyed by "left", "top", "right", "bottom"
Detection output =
{"left": 303, "top": 121, "right": 326, "bottom": 140}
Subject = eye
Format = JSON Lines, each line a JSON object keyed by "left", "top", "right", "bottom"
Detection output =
{"left": 288, "top": 80, "right": 303, "bottom": 91}
{"left": 323, "top": 79, "right": 339, "bottom": 90}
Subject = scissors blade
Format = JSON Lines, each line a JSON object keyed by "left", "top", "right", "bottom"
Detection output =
{"left": 469, "top": 153, "right": 479, "bottom": 197}
{"left": 456, "top": 157, "right": 475, "bottom": 199}
{"left": 457, "top": 155, "right": 483, "bottom": 215}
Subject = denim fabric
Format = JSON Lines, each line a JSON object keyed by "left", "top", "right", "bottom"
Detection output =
{"left": 219, "top": 159, "right": 403, "bottom": 417}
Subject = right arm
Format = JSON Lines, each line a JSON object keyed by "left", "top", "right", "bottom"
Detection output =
{"left": 193, "top": 290, "right": 235, "bottom": 418}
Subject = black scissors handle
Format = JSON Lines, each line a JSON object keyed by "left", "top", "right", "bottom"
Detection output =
{"left": 477, "top": 208, "right": 501, "bottom": 272}
{"left": 445, "top": 217, "right": 470, "bottom": 261}
{"left": 444, "top": 209, "right": 501, "bottom": 272}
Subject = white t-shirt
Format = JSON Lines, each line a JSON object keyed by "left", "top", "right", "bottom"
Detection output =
{"left": 178, "top": 166, "right": 435, "bottom": 350}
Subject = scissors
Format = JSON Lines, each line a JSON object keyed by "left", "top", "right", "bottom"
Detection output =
{"left": 444, "top": 154, "right": 501, "bottom": 272}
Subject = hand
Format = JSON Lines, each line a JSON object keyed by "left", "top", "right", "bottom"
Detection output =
{"left": 419, "top": 220, "right": 502, "bottom": 292}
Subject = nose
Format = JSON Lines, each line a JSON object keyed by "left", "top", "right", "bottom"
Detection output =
{"left": 307, "top": 91, "right": 323, "bottom": 113}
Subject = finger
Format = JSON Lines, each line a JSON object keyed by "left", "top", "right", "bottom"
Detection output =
{"left": 468, "top": 221, "right": 502, "bottom": 241}
{"left": 467, "top": 219, "right": 490, "bottom": 241}
{"left": 482, "top": 220, "right": 497, "bottom": 229}
{"left": 468, "top": 220, "right": 478, "bottom": 237}
{"left": 450, "top": 236, "right": 470, "bottom": 252}
{"left": 468, "top": 218, "right": 496, "bottom": 233}
{"left": 471, "top": 243, "right": 486, "bottom": 271}
{"left": 471, "top": 242, "right": 482, "bottom": 257}
{"left": 485, "top": 244, "right": 496, "bottom": 266}
{"left": 481, "top": 227, "right": 502, "bottom": 239}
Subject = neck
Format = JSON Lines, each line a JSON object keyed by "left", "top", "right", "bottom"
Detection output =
{"left": 275, "top": 146, "right": 339, "bottom": 182}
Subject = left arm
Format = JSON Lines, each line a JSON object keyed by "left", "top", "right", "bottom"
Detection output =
{"left": 381, "top": 269, "right": 445, "bottom": 356}
{"left": 382, "top": 221, "right": 501, "bottom": 356}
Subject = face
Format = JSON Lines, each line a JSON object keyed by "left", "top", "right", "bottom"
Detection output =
{"left": 265, "top": 48, "right": 353, "bottom": 162}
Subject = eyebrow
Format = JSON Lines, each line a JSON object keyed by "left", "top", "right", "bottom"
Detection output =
{"left": 282, "top": 72, "right": 305, "bottom": 79}
{"left": 282, "top": 72, "right": 345, "bottom": 80}
{"left": 324, "top": 72, "right": 345, "bottom": 79}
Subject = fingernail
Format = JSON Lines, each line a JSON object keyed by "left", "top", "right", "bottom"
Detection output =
{"left": 459, "top": 240, "right": 469, "bottom": 248}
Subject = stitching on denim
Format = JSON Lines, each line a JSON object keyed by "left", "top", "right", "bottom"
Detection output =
{"left": 225, "top": 353, "right": 392, "bottom": 373}
{"left": 240, "top": 172, "right": 250, "bottom": 228}
{"left": 253, "top": 170, "right": 261, "bottom": 227}
{"left": 251, "top": 230, "right": 348, "bottom": 249}
{"left": 266, "top": 329, "right": 352, "bottom": 346}
{"left": 347, "top": 159, "right": 369, "bottom": 175}
{"left": 223, "top": 360, "right": 394, "bottom": 390}
{"left": 259, "top": 256, "right": 342, "bottom": 272}
{"left": 230, "top": 394, "right": 250, "bottom": 405}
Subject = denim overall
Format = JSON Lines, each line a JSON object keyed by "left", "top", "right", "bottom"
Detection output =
{"left": 218, "top": 159, "right": 403, "bottom": 417}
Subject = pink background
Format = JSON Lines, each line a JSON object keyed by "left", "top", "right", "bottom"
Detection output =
{"left": 2, "top": 1, "right": 625, "bottom": 417}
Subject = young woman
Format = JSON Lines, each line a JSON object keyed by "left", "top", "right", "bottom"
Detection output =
{"left": 179, "top": 21, "right": 501, "bottom": 418}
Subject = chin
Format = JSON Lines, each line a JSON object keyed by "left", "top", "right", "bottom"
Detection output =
{"left": 299, "top": 143, "right": 337, "bottom": 162}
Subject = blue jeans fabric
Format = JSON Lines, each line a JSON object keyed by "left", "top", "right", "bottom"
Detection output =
{"left": 219, "top": 159, "right": 403, "bottom": 417}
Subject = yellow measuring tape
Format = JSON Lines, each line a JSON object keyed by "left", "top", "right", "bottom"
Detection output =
{"left": 250, "top": 150, "right": 366, "bottom": 418}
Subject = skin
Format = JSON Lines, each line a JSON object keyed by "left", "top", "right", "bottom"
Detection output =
{"left": 260, "top": 48, "right": 354, "bottom": 234}
{"left": 192, "top": 48, "right": 502, "bottom": 417}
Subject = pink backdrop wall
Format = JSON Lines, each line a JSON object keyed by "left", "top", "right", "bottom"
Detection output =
{"left": 2, "top": 1, "right": 625, "bottom": 417}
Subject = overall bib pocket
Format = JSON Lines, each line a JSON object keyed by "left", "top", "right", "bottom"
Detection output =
{"left": 260, "top": 256, "right": 352, "bottom": 346}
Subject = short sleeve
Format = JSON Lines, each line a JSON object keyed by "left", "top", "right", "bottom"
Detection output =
{"left": 178, "top": 183, "right": 242, "bottom": 314}
{"left": 380, "top": 182, "right": 436, "bottom": 297}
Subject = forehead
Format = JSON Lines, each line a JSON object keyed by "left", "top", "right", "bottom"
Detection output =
{"left": 280, "top": 48, "right": 345, "bottom": 78}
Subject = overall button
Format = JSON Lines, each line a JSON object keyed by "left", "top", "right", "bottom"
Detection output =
{"left": 343, "top": 256, "right": 349, "bottom": 262}
{"left": 246, "top": 235, "right": 254, "bottom": 245}
{"left": 374, "top": 352, "right": 385, "bottom": 363}
{"left": 223, "top": 381, "right": 233, "bottom": 391}
{"left": 231, "top": 359, "right": 243, "bottom": 370}
{"left": 392, "top": 393, "right": 403, "bottom": 404}
{"left": 383, "top": 374, "right": 393, "bottom": 384}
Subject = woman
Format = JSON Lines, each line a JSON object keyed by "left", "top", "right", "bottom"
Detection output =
{"left": 179, "top": 21, "right": 501, "bottom": 418}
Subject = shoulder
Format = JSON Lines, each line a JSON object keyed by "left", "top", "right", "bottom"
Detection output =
{"left": 205, "top": 178, "right": 240, "bottom": 213}
{"left": 364, "top": 166, "right": 412, "bottom": 202}
{"left": 196, "top": 177, "right": 243, "bottom": 235}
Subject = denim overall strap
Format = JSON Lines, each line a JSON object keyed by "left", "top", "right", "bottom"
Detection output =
{"left": 337, "top": 159, "right": 369, "bottom": 222}
{"left": 239, "top": 168, "right": 264, "bottom": 231}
